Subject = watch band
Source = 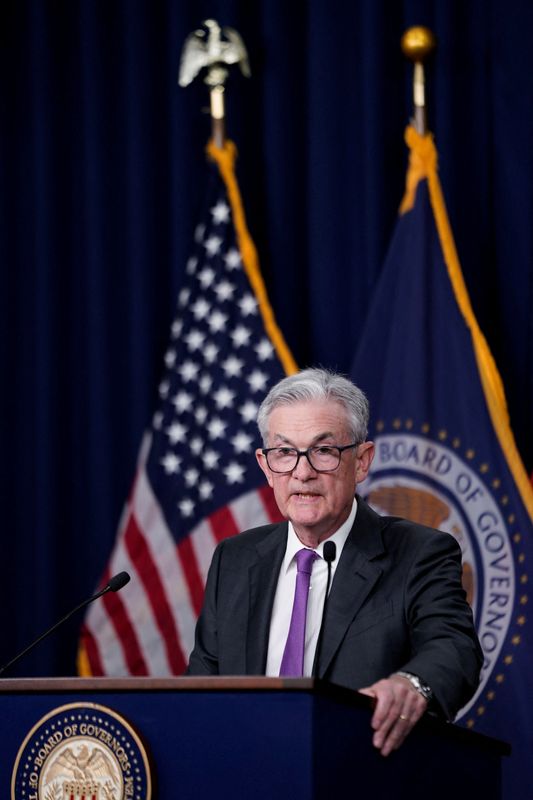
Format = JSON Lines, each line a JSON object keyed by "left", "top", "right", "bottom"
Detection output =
{"left": 395, "top": 670, "right": 433, "bottom": 701}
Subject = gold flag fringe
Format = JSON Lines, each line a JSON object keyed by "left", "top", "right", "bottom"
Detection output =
{"left": 207, "top": 139, "right": 298, "bottom": 376}
{"left": 400, "top": 125, "right": 533, "bottom": 521}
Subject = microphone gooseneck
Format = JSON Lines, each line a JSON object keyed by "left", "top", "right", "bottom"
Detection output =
{"left": 313, "top": 541, "right": 337, "bottom": 679}
{"left": 0, "top": 571, "right": 131, "bottom": 677}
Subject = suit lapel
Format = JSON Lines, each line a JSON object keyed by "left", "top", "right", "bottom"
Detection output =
{"left": 317, "top": 498, "right": 386, "bottom": 678}
{"left": 245, "top": 523, "right": 288, "bottom": 674}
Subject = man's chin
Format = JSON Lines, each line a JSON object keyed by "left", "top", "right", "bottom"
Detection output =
{"left": 287, "top": 501, "right": 325, "bottom": 531}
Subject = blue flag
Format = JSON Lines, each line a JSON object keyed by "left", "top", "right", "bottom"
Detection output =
{"left": 351, "top": 126, "right": 533, "bottom": 799}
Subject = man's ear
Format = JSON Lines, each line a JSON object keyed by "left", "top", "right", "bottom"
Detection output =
{"left": 256, "top": 449, "right": 274, "bottom": 488}
{"left": 355, "top": 442, "right": 375, "bottom": 484}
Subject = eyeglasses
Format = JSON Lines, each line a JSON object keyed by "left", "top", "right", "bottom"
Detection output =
{"left": 261, "top": 443, "right": 360, "bottom": 474}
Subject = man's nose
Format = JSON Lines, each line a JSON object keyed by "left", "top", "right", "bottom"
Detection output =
{"left": 292, "top": 452, "right": 316, "bottom": 480}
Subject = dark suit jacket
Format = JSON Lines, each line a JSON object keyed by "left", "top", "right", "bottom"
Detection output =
{"left": 187, "top": 497, "right": 482, "bottom": 719}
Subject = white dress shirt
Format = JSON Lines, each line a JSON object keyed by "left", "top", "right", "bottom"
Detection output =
{"left": 265, "top": 498, "right": 357, "bottom": 676}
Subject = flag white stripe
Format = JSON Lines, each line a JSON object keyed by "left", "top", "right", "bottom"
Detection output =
{"left": 230, "top": 488, "right": 273, "bottom": 531}
{"left": 189, "top": 520, "right": 219, "bottom": 584}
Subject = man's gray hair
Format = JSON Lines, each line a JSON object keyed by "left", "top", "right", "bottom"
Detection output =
{"left": 257, "top": 367, "right": 369, "bottom": 446}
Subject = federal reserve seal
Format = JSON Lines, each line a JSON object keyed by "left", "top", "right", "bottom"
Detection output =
{"left": 363, "top": 425, "right": 526, "bottom": 724}
{"left": 11, "top": 702, "right": 152, "bottom": 800}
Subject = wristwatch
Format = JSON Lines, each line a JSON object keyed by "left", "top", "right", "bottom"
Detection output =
{"left": 395, "top": 671, "right": 433, "bottom": 702}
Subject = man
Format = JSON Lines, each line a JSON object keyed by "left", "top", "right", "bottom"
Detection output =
{"left": 187, "top": 368, "right": 482, "bottom": 756}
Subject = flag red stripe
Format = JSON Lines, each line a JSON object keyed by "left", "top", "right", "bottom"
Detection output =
{"left": 125, "top": 513, "right": 186, "bottom": 674}
{"left": 258, "top": 484, "right": 284, "bottom": 523}
{"left": 177, "top": 536, "right": 205, "bottom": 617}
{"left": 209, "top": 505, "right": 240, "bottom": 542}
{"left": 101, "top": 584, "right": 149, "bottom": 675}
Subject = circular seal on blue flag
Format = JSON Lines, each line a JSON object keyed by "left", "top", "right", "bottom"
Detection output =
{"left": 11, "top": 702, "right": 152, "bottom": 800}
{"left": 363, "top": 426, "right": 526, "bottom": 723}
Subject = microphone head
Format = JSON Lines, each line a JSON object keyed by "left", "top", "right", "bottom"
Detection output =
{"left": 107, "top": 571, "right": 131, "bottom": 592}
{"left": 323, "top": 541, "right": 336, "bottom": 564}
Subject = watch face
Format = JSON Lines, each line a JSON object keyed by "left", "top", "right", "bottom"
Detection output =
{"left": 417, "top": 681, "right": 432, "bottom": 699}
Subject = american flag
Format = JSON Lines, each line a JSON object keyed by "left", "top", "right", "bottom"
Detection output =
{"left": 79, "top": 142, "right": 296, "bottom": 675}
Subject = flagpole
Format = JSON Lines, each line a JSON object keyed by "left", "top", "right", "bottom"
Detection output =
{"left": 401, "top": 26, "right": 436, "bottom": 135}
{"left": 207, "top": 77, "right": 226, "bottom": 150}
{"left": 178, "top": 19, "right": 251, "bottom": 150}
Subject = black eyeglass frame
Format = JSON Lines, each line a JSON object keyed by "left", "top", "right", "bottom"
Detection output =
{"left": 261, "top": 442, "right": 360, "bottom": 474}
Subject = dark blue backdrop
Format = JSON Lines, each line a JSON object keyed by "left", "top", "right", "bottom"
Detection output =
{"left": 0, "top": 0, "right": 532, "bottom": 677}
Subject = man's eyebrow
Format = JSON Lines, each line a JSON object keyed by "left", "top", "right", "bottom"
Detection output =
{"left": 271, "top": 432, "right": 337, "bottom": 446}
{"left": 270, "top": 434, "right": 293, "bottom": 446}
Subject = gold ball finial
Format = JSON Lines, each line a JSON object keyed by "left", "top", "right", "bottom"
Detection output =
{"left": 401, "top": 26, "right": 436, "bottom": 62}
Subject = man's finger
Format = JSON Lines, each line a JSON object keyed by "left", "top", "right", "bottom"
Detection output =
{"left": 359, "top": 677, "right": 428, "bottom": 756}
{"left": 369, "top": 683, "right": 405, "bottom": 748}
{"left": 380, "top": 694, "right": 427, "bottom": 756}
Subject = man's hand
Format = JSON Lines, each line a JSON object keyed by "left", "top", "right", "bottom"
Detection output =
{"left": 358, "top": 674, "right": 428, "bottom": 756}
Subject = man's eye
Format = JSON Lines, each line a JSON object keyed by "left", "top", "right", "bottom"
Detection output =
{"left": 314, "top": 446, "right": 335, "bottom": 455}
{"left": 277, "top": 447, "right": 295, "bottom": 456}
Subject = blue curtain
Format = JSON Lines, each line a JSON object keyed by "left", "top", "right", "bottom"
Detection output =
{"left": 0, "top": 0, "right": 532, "bottom": 676}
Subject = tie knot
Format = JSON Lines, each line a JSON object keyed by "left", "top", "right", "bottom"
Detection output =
{"left": 295, "top": 548, "right": 318, "bottom": 575}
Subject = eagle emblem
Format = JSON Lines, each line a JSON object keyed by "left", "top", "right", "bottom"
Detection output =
{"left": 368, "top": 485, "right": 474, "bottom": 606}
{"left": 179, "top": 19, "right": 250, "bottom": 88}
{"left": 42, "top": 742, "right": 120, "bottom": 799}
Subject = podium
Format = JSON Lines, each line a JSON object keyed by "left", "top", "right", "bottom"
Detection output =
{"left": 0, "top": 676, "right": 509, "bottom": 799}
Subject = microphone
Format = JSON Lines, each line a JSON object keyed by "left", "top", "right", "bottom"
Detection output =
{"left": 323, "top": 541, "right": 336, "bottom": 568}
{"left": 313, "top": 541, "right": 336, "bottom": 679}
{"left": 106, "top": 571, "right": 131, "bottom": 593}
{"left": 0, "top": 571, "right": 131, "bottom": 677}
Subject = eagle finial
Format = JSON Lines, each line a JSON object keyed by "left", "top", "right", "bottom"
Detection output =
{"left": 179, "top": 18, "right": 251, "bottom": 88}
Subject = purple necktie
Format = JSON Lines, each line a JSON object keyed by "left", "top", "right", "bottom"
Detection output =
{"left": 279, "top": 548, "right": 319, "bottom": 676}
